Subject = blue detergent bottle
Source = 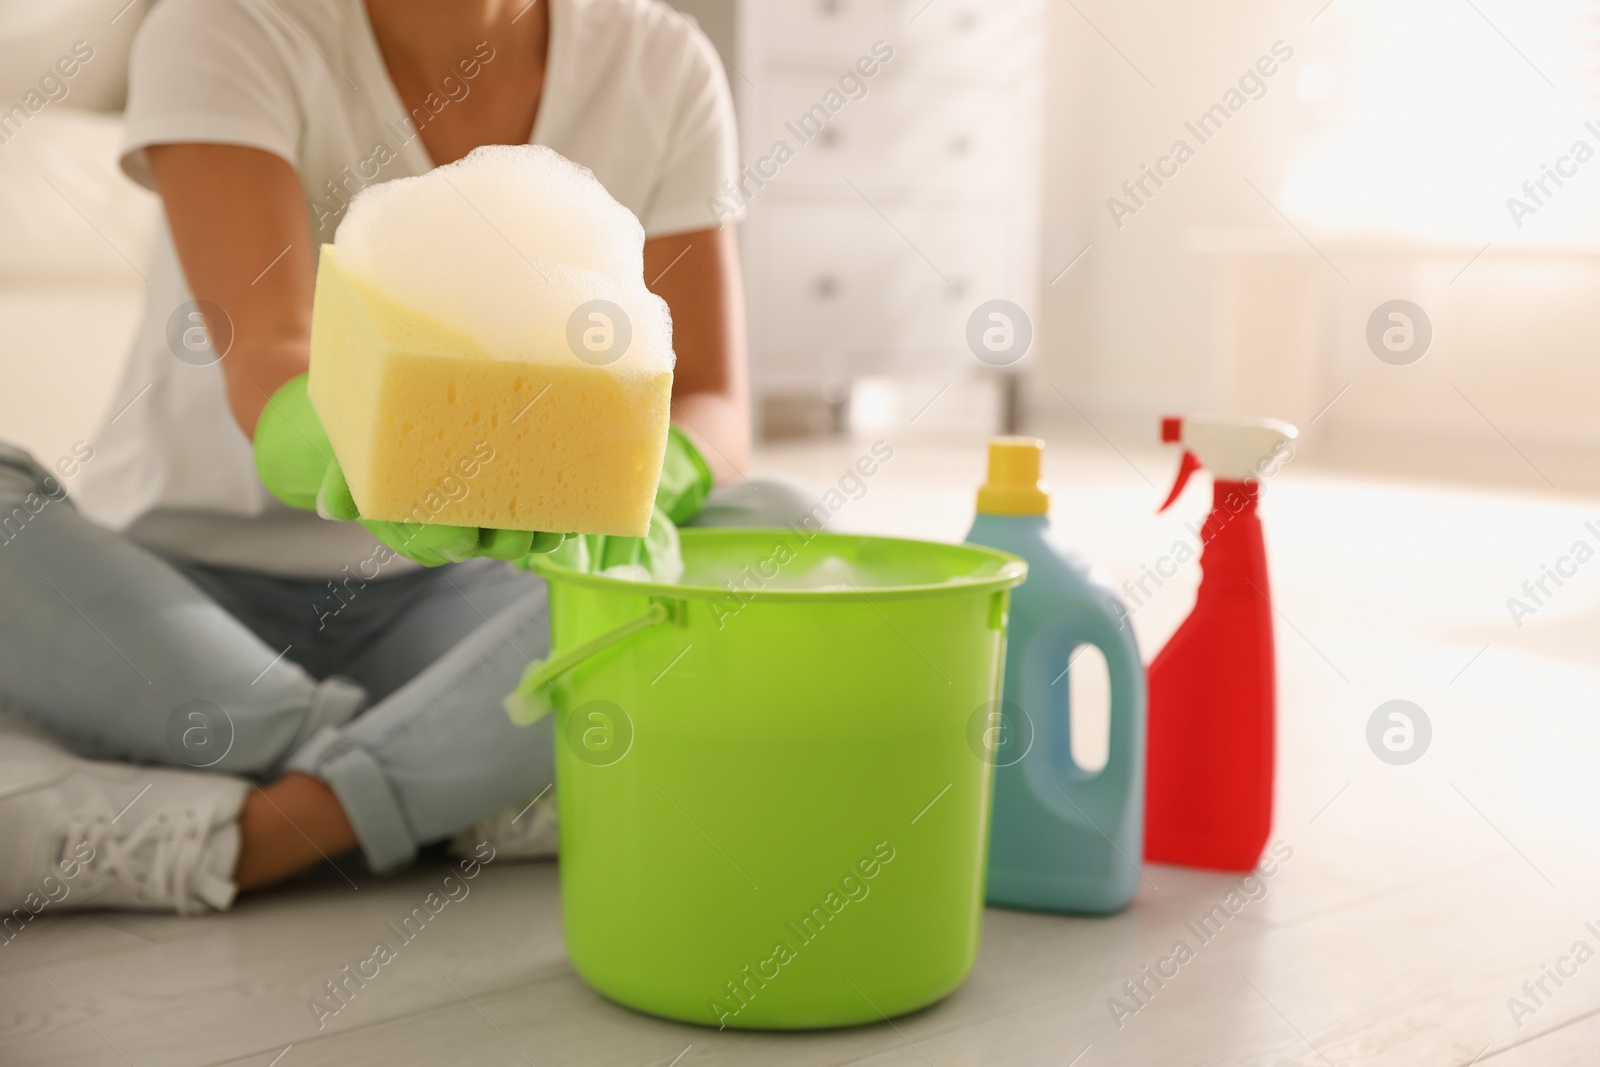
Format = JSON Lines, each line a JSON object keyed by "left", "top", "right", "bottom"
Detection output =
{"left": 965, "top": 437, "right": 1147, "bottom": 914}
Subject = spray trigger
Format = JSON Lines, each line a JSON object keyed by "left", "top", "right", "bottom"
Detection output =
{"left": 1158, "top": 450, "right": 1202, "bottom": 513}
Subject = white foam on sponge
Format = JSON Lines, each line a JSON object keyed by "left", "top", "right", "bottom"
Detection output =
{"left": 333, "top": 144, "right": 673, "bottom": 374}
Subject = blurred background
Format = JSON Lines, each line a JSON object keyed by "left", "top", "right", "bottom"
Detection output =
{"left": 3, "top": 0, "right": 1599, "bottom": 491}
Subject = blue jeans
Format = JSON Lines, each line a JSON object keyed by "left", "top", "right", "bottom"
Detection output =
{"left": 0, "top": 442, "right": 812, "bottom": 873}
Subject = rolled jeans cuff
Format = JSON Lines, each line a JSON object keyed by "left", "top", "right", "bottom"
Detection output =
{"left": 287, "top": 725, "right": 416, "bottom": 873}
{"left": 278, "top": 676, "right": 366, "bottom": 772}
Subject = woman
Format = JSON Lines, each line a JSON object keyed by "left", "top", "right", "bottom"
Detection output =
{"left": 0, "top": 0, "right": 797, "bottom": 916}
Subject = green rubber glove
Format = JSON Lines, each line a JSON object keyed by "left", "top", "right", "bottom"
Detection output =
{"left": 656, "top": 425, "right": 714, "bottom": 525}
{"left": 253, "top": 374, "right": 564, "bottom": 567}
{"left": 543, "top": 504, "right": 683, "bottom": 583}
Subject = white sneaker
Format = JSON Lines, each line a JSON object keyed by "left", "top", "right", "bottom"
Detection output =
{"left": 450, "top": 788, "right": 558, "bottom": 861}
{"left": 0, "top": 728, "right": 249, "bottom": 917}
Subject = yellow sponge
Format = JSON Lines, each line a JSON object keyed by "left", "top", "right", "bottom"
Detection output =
{"left": 307, "top": 246, "right": 673, "bottom": 537}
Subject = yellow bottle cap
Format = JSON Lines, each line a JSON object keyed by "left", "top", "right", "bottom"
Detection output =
{"left": 977, "top": 436, "right": 1050, "bottom": 515}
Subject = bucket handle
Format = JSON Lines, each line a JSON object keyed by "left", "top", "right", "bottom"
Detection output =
{"left": 503, "top": 602, "right": 671, "bottom": 725}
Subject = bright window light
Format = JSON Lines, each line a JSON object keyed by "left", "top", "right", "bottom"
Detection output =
{"left": 1280, "top": 0, "right": 1600, "bottom": 245}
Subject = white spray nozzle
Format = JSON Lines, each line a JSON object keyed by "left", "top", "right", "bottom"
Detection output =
{"left": 1158, "top": 414, "right": 1297, "bottom": 512}
{"left": 1162, "top": 415, "right": 1297, "bottom": 481}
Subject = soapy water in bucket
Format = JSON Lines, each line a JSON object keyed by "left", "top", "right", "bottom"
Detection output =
{"left": 571, "top": 529, "right": 1015, "bottom": 592}
{"left": 607, "top": 552, "right": 983, "bottom": 590}
{"left": 599, "top": 553, "right": 887, "bottom": 589}
{"left": 688, "top": 554, "right": 881, "bottom": 590}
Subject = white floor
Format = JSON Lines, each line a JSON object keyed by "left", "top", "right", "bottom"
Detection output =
{"left": 5, "top": 431, "right": 1600, "bottom": 1066}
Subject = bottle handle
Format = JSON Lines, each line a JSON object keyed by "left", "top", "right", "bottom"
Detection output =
{"left": 1026, "top": 595, "right": 1146, "bottom": 808}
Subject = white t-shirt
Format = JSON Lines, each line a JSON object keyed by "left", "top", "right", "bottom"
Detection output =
{"left": 78, "top": 0, "right": 738, "bottom": 577}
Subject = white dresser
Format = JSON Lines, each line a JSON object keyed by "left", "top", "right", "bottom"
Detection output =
{"left": 678, "top": 0, "right": 1044, "bottom": 436}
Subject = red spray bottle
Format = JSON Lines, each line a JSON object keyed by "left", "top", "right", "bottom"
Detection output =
{"left": 1143, "top": 414, "right": 1297, "bottom": 871}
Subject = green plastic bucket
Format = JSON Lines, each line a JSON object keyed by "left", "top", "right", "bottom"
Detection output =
{"left": 513, "top": 528, "right": 1026, "bottom": 1029}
